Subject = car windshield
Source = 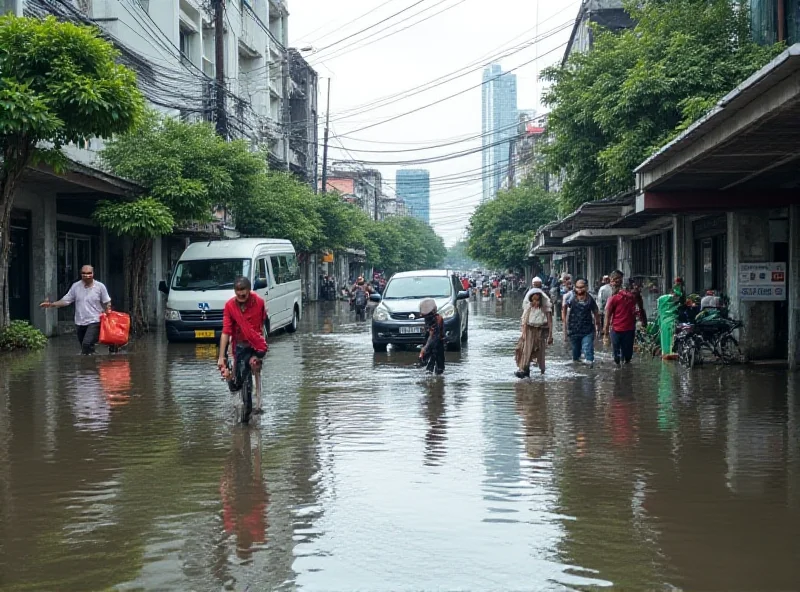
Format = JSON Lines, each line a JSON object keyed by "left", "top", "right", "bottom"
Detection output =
{"left": 383, "top": 276, "right": 452, "bottom": 299}
{"left": 171, "top": 259, "right": 251, "bottom": 291}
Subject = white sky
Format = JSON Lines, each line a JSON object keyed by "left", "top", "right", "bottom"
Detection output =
{"left": 289, "top": 0, "right": 577, "bottom": 247}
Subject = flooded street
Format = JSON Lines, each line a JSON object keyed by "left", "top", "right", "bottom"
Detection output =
{"left": 1, "top": 296, "right": 799, "bottom": 591}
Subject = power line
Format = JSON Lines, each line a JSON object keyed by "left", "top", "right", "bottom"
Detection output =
{"left": 298, "top": 0, "right": 401, "bottom": 46}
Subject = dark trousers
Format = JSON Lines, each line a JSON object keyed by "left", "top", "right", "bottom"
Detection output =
{"left": 610, "top": 329, "right": 635, "bottom": 364}
{"left": 423, "top": 343, "right": 445, "bottom": 375}
{"left": 76, "top": 323, "right": 101, "bottom": 355}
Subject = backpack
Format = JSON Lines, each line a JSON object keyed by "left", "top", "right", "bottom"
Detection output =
{"left": 354, "top": 288, "right": 367, "bottom": 306}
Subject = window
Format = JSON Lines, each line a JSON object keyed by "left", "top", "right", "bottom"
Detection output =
{"left": 631, "top": 235, "right": 663, "bottom": 277}
{"left": 257, "top": 258, "right": 270, "bottom": 286}
{"left": 284, "top": 253, "right": 300, "bottom": 282}
{"left": 171, "top": 259, "right": 251, "bottom": 291}
{"left": 270, "top": 255, "right": 287, "bottom": 284}
{"left": 383, "top": 277, "right": 452, "bottom": 299}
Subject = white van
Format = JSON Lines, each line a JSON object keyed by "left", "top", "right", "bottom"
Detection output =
{"left": 158, "top": 238, "right": 302, "bottom": 342}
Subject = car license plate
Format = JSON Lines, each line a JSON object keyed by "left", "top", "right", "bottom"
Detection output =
{"left": 399, "top": 326, "right": 423, "bottom": 334}
{"left": 194, "top": 330, "right": 215, "bottom": 339}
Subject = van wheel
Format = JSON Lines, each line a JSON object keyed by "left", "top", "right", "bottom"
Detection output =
{"left": 286, "top": 308, "right": 299, "bottom": 333}
{"left": 447, "top": 339, "right": 462, "bottom": 352}
{"left": 373, "top": 342, "right": 387, "bottom": 353}
{"left": 263, "top": 319, "right": 271, "bottom": 338}
{"left": 461, "top": 321, "right": 469, "bottom": 342}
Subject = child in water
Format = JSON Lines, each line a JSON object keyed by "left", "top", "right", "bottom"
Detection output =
{"left": 418, "top": 298, "right": 445, "bottom": 375}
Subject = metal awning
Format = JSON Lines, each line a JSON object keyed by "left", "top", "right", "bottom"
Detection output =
{"left": 636, "top": 44, "right": 800, "bottom": 200}
{"left": 562, "top": 228, "right": 640, "bottom": 245}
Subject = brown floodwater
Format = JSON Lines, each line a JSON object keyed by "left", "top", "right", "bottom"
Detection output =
{"left": 1, "top": 296, "right": 798, "bottom": 591}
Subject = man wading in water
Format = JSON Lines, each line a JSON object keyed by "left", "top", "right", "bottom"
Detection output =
{"left": 40, "top": 265, "right": 112, "bottom": 355}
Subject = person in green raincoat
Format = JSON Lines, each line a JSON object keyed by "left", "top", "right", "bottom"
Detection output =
{"left": 657, "top": 278, "right": 685, "bottom": 360}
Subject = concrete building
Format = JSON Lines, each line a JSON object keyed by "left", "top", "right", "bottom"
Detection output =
{"left": 323, "top": 168, "right": 384, "bottom": 220}
{"left": 562, "top": 0, "right": 635, "bottom": 64}
{"left": 396, "top": 169, "right": 430, "bottom": 224}
{"left": 5, "top": 0, "right": 319, "bottom": 334}
{"left": 505, "top": 112, "right": 547, "bottom": 190}
{"left": 532, "top": 44, "right": 800, "bottom": 366}
{"left": 481, "top": 64, "right": 518, "bottom": 202}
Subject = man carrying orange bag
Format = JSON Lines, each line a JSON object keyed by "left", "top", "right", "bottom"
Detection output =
{"left": 40, "top": 264, "right": 114, "bottom": 355}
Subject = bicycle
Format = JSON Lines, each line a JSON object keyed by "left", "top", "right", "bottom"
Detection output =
{"left": 225, "top": 348, "right": 258, "bottom": 424}
{"left": 677, "top": 318, "right": 742, "bottom": 369}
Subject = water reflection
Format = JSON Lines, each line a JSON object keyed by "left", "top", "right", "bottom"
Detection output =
{"left": 1, "top": 300, "right": 799, "bottom": 590}
{"left": 420, "top": 377, "right": 447, "bottom": 466}
{"left": 220, "top": 427, "right": 268, "bottom": 562}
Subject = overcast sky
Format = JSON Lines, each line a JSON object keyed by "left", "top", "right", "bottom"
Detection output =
{"left": 289, "top": 0, "right": 577, "bottom": 247}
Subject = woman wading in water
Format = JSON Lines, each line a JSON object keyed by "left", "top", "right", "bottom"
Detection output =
{"left": 515, "top": 288, "right": 554, "bottom": 377}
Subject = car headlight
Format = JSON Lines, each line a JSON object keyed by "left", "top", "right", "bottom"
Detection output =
{"left": 440, "top": 303, "right": 456, "bottom": 319}
{"left": 373, "top": 307, "right": 389, "bottom": 322}
{"left": 165, "top": 308, "right": 181, "bottom": 321}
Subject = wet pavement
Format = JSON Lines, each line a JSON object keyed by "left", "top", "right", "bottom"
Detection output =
{"left": 1, "top": 295, "right": 799, "bottom": 591}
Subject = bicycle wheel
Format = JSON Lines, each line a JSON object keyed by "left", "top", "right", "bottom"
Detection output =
{"left": 240, "top": 370, "right": 253, "bottom": 424}
{"left": 719, "top": 335, "right": 741, "bottom": 364}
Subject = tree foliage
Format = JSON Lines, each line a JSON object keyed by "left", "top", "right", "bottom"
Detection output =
{"left": 366, "top": 216, "right": 447, "bottom": 274}
{"left": 93, "top": 198, "right": 175, "bottom": 238}
{"left": 542, "top": 0, "right": 782, "bottom": 211}
{"left": 101, "top": 112, "right": 263, "bottom": 224}
{"left": 0, "top": 15, "right": 143, "bottom": 329}
{"left": 467, "top": 182, "right": 558, "bottom": 270}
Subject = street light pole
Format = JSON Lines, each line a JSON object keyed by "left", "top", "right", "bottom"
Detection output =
{"left": 320, "top": 78, "right": 331, "bottom": 194}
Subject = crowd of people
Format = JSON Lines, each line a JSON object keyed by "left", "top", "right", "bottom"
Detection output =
{"left": 514, "top": 270, "right": 648, "bottom": 377}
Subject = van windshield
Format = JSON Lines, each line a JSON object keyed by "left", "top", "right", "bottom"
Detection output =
{"left": 171, "top": 259, "right": 251, "bottom": 291}
{"left": 383, "top": 276, "right": 452, "bottom": 299}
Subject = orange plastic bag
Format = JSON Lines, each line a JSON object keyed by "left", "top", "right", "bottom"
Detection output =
{"left": 99, "top": 311, "right": 131, "bottom": 346}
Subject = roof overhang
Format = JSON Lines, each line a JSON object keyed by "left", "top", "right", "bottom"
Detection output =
{"left": 635, "top": 44, "right": 800, "bottom": 210}
{"left": 563, "top": 228, "right": 639, "bottom": 245}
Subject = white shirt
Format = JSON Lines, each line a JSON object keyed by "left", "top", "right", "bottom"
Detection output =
{"left": 598, "top": 284, "right": 613, "bottom": 311}
{"left": 62, "top": 280, "right": 111, "bottom": 326}
{"left": 525, "top": 307, "right": 549, "bottom": 327}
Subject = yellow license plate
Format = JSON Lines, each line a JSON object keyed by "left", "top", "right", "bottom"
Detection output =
{"left": 194, "top": 330, "right": 215, "bottom": 339}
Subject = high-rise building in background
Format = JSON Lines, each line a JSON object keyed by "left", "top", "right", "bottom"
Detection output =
{"left": 481, "top": 64, "right": 518, "bottom": 202}
{"left": 396, "top": 169, "right": 430, "bottom": 224}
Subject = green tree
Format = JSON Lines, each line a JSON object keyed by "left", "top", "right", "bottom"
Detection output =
{"left": 467, "top": 182, "right": 558, "bottom": 270}
{"left": 0, "top": 15, "right": 143, "bottom": 329}
{"left": 98, "top": 113, "right": 265, "bottom": 332}
{"left": 366, "top": 216, "right": 446, "bottom": 274}
{"left": 542, "top": 0, "right": 782, "bottom": 211}
{"left": 444, "top": 239, "right": 479, "bottom": 270}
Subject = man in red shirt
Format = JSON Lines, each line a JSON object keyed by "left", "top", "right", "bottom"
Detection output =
{"left": 603, "top": 270, "right": 646, "bottom": 366}
{"left": 217, "top": 277, "right": 268, "bottom": 422}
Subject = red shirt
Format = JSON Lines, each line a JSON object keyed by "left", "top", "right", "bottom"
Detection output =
{"left": 606, "top": 290, "right": 642, "bottom": 332}
{"left": 222, "top": 293, "right": 267, "bottom": 348}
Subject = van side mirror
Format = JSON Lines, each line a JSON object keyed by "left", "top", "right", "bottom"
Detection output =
{"left": 254, "top": 278, "right": 268, "bottom": 291}
{"left": 456, "top": 290, "right": 470, "bottom": 300}
{"left": 369, "top": 293, "right": 382, "bottom": 302}
{"left": 158, "top": 280, "right": 169, "bottom": 295}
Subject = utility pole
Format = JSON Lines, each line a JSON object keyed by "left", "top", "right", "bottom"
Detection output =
{"left": 320, "top": 78, "right": 331, "bottom": 194}
{"left": 213, "top": 0, "right": 227, "bottom": 139}
{"left": 507, "top": 139, "right": 515, "bottom": 188}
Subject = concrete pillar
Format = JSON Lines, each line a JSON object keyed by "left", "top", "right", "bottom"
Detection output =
{"left": 662, "top": 230, "right": 671, "bottom": 293}
{"left": 617, "top": 236, "right": 631, "bottom": 278}
{"left": 29, "top": 194, "right": 58, "bottom": 337}
{"left": 672, "top": 215, "right": 685, "bottom": 283}
{"left": 726, "top": 211, "right": 774, "bottom": 360}
{"left": 586, "top": 246, "right": 597, "bottom": 290}
{"left": 788, "top": 205, "right": 800, "bottom": 369}
{"left": 148, "top": 236, "right": 164, "bottom": 327}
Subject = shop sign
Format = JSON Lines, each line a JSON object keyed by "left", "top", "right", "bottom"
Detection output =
{"left": 738, "top": 262, "right": 786, "bottom": 301}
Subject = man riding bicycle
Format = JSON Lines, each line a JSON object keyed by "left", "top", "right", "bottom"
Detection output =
{"left": 217, "top": 276, "right": 268, "bottom": 423}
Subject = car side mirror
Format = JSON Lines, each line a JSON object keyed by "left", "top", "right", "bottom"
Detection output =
{"left": 457, "top": 290, "right": 470, "bottom": 300}
{"left": 369, "top": 293, "right": 382, "bottom": 302}
{"left": 158, "top": 280, "right": 169, "bottom": 295}
{"left": 254, "top": 278, "right": 268, "bottom": 291}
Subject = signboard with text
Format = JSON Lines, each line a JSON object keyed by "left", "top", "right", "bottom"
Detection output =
{"left": 738, "top": 262, "right": 786, "bottom": 301}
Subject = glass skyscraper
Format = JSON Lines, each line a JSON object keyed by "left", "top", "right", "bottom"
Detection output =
{"left": 481, "top": 64, "right": 518, "bottom": 202}
{"left": 396, "top": 169, "right": 430, "bottom": 224}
